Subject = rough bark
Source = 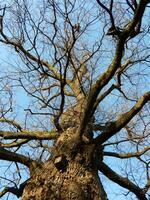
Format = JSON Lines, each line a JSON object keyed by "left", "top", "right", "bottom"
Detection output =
{"left": 22, "top": 161, "right": 106, "bottom": 200}
{"left": 21, "top": 99, "right": 107, "bottom": 200}
{"left": 22, "top": 128, "right": 107, "bottom": 200}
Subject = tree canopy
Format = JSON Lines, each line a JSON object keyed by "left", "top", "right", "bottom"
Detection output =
{"left": 0, "top": 0, "right": 150, "bottom": 199}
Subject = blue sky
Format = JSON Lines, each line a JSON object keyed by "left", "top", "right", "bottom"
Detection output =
{"left": 0, "top": 1, "right": 150, "bottom": 200}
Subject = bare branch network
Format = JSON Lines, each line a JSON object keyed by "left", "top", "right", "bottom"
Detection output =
{"left": 0, "top": 0, "right": 150, "bottom": 200}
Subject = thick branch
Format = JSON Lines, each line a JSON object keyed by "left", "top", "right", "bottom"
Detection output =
{"left": 0, "top": 130, "right": 58, "bottom": 140}
{"left": 78, "top": 37, "right": 125, "bottom": 137}
{"left": 99, "top": 162, "right": 147, "bottom": 200}
{"left": 0, "top": 139, "right": 29, "bottom": 148}
{"left": 123, "top": 0, "right": 149, "bottom": 37}
{"left": 78, "top": 0, "right": 148, "bottom": 138}
{"left": 0, "top": 147, "right": 38, "bottom": 170}
{"left": 94, "top": 91, "right": 150, "bottom": 145}
{"left": 0, "top": 180, "right": 28, "bottom": 198}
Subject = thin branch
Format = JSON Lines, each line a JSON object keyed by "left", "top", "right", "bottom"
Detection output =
{"left": 0, "top": 118, "right": 22, "bottom": 131}
{"left": 126, "top": 0, "right": 136, "bottom": 12}
{"left": 93, "top": 84, "right": 117, "bottom": 110}
{"left": 96, "top": 0, "right": 115, "bottom": 27}
{"left": 104, "top": 145, "right": 150, "bottom": 158}
{"left": 0, "top": 13, "right": 60, "bottom": 80}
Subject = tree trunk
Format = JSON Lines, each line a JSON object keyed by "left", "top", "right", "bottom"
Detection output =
{"left": 22, "top": 127, "right": 107, "bottom": 200}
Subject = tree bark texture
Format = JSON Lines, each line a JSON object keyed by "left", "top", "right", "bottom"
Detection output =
{"left": 22, "top": 161, "right": 107, "bottom": 200}
{"left": 22, "top": 127, "right": 107, "bottom": 200}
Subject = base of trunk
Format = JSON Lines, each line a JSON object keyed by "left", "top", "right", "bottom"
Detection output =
{"left": 22, "top": 160, "right": 107, "bottom": 200}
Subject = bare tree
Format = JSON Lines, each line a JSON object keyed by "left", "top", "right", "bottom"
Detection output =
{"left": 0, "top": 0, "right": 150, "bottom": 199}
